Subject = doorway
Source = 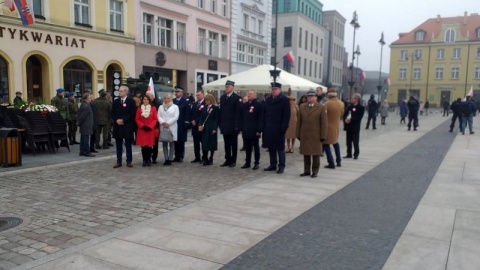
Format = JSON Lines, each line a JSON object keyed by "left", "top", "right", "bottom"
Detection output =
{"left": 441, "top": 91, "right": 451, "bottom": 105}
{"left": 26, "top": 56, "right": 43, "bottom": 102}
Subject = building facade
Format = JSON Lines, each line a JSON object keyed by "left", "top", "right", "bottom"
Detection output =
{"left": 134, "top": 0, "right": 231, "bottom": 95}
{"left": 230, "top": 0, "right": 272, "bottom": 74}
{"left": 322, "top": 10, "right": 346, "bottom": 92}
{"left": 0, "top": 0, "right": 136, "bottom": 103}
{"left": 389, "top": 12, "right": 480, "bottom": 106}
{"left": 273, "top": 0, "right": 326, "bottom": 84}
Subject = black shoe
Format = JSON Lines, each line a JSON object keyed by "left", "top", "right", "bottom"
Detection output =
{"left": 220, "top": 161, "right": 231, "bottom": 167}
{"left": 449, "top": 129, "right": 453, "bottom": 132}
{"left": 102, "top": 145, "right": 109, "bottom": 149}
{"left": 300, "top": 172, "right": 311, "bottom": 177}
{"left": 70, "top": 142, "right": 74, "bottom": 145}
{"left": 229, "top": 163, "right": 236, "bottom": 168}
{"left": 142, "top": 161, "right": 147, "bottom": 167}
{"left": 414, "top": 128, "right": 417, "bottom": 131}
{"left": 241, "top": 164, "right": 250, "bottom": 169}
{"left": 152, "top": 160, "right": 157, "bottom": 164}
{"left": 311, "top": 173, "right": 318, "bottom": 178}
{"left": 240, "top": 147, "right": 245, "bottom": 151}
{"left": 164, "top": 160, "right": 172, "bottom": 166}
{"left": 191, "top": 158, "right": 201, "bottom": 163}
{"left": 264, "top": 166, "right": 277, "bottom": 171}
{"left": 324, "top": 165, "right": 335, "bottom": 169}
{"left": 408, "top": 127, "right": 411, "bottom": 131}
{"left": 373, "top": 127, "right": 377, "bottom": 130}
{"left": 107, "top": 142, "right": 114, "bottom": 147}
{"left": 84, "top": 153, "right": 95, "bottom": 157}
{"left": 365, "top": 127, "right": 369, "bottom": 130}
{"left": 147, "top": 160, "right": 151, "bottom": 166}
{"left": 354, "top": 156, "right": 358, "bottom": 160}
{"left": 73, "top": 141, "right": 80, "bottom": 144}
{"left": 471, "top": 132, "right": 475, "bottom": 135}
{"left": 336, "top": 162, "right": 341, "bottom": 167}
{"left": 343, "top": 155, "right": 352, "bottom": 159}
{"left": 90, "top": 149, "right": 99, "bottom": 153}
{"left": 79, "top": 153, "right": 85, "bottom": 156}
{"left": 96, "top": 145, "right": 101, "bottom": 149}
{"left": 276, "top": 168, "right": 284, "bottom": 174}
{"left": 252, "top": 164, "right": 259, "bottom": 170}
{"left": 173, "top": 158, "right": 183, "bottom": 163}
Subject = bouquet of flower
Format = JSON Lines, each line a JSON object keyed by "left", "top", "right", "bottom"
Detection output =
{"left": 21, "top": 103, "right": 58, "bottom": 112}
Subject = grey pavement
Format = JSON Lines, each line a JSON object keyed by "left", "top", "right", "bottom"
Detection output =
{"left": 0, "top": 112, "right": 477, "bottom": 269}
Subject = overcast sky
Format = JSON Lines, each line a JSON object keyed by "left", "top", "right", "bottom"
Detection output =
{"left": 321, "top": 0, "right": 479, "bottom": 74}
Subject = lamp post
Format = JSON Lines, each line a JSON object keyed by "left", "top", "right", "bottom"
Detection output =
{"left": 271, "top": 0, "right": 281, "bottom": 83}
{"left": 354, "top": 45, "right": 361, "bottom": 95}
{"left": 348, "top": 11, "right": 360, "bottom": 98}
{"left": 377, "top": 32, "right": 386, "bottom": 103}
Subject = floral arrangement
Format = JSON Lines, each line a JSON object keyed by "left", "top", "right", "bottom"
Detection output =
{"left": 21, "top": 103, "right": 58, "bottom": 112}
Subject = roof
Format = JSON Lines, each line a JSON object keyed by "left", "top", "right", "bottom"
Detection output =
{"left": 391, "top": 13, "right": 480, "bottom": 45}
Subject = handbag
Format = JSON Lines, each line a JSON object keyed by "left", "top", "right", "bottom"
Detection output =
{"left": 159, "top": 127, "right": 173, "bottom": 142}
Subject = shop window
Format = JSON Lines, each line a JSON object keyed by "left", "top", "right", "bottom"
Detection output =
{"left": 0, "top": 56, "right": 9, "bottom": 104}
{"left": 74, "top": 0, "right": 91, "bottom": 26}
{"left": 110, "top": 0, "right": 124, "bottom": 32}
{"left": 63, "top": 60, "right": 92, "bottom": 98}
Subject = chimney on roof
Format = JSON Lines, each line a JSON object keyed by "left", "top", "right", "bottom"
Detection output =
{"left": 464, "top": 11, "right": 468, "bottom": 25}
{"left": 436, "top": 15, "right": 441, "bottom": 23}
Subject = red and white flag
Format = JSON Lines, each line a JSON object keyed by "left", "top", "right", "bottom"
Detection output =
{"left": 13, "top": 0, "right": 35, "bottom": 25}
{"left": 467, "top": 85, "right": 473, "bottom": 97}
{"left": 146, "top": 77, "right": 155, "bottom": 98}
{"left": 385, "top": 77, "right": 391, "bottom": 87}
{"left": 4, "top": 0, "right": 15, "bottom": 11}
{"left": 284, "top": 51, "right": 295, "bottom": 67}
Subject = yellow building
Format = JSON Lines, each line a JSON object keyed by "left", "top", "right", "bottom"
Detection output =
{"left": 389, "top": 13, "right": 480, "bottom": 107}
{"left": 0, "top": 0, "right": 135, "bottom": 103}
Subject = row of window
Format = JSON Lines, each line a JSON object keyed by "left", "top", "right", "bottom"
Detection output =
{"left": 415, "top": 28, "right": 480, "bottom": 43}
{"left": 242, "top": 14, "right": 264, "bottom": 36}
{"left": 277, "top": 27, "right": 324, "bottom": 55}
{"left": 298, "top": 27, "right": 322, "bottom": 55}
{"left": 398, "top": 66, "right": 480, "bottom": 80}
{"left": 400, "top": 47, "right": 480, "bottom": 61}
{"left": 294, "top": 56, "right": 322, "bottom": 79}
{"left": 236, "top": 43, "right": 265, "bottom": 65}
{"left": 197, "top": 0, "right": 228, "bottom": 17}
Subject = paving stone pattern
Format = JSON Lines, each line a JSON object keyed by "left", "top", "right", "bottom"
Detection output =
{"left": 222, "top": 121, "right": 456, "bottom": 270}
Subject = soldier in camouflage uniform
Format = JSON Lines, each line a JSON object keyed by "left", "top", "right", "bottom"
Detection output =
{"left": 94, "top": 89, "right": 112, "bottom": 149}
{"left": 51, "top": 88, "right": 69, "bottom": 121}
{"left": 105, "top": 91, "right": 114, "bottom": 147}
{"left": 66, "top": 92, "right": 79, "bottom": 145}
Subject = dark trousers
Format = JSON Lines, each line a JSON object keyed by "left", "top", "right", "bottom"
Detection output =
{"left": 268, "top": 147, "right": 286, "bottom": 169}
{"left": 243, "top": 137, "right": 260, "bottom": 165}
{"left": 192, "top": 133, "right": 202, "bottom": 160}
{"left": 450, "top": 114, "right": 462, "bottom": 131}
{"left": 116, "top": 138, "right": 133, "bottom": 164}
{"left": 346, "top": 131, "right": 360, "bottom": 158}
{"left": 304, "top": 155, "right": 320, "bottom": 174}
{"left": 141, "top": 147, "right": 152, "bottom": 162}
{"left": 96, "top": 124, "right": 108, "bottom": 147}
{"left": 68, "top": 120, "right": 77, "bottom": 143}
{"left": 223, "top": 134, "right": 238, "bottom": 164}
{"left": 366, "top": 114, "right": 376, "bottom": 128}
{"left": 400, "top": 116, "right": 406, "bottom": 124}
{"left": 89, "top": 129, "right": 96, "bottom": 151}
{"left": 323, "top": 143, "right": 341, "bottom": 166}
{"left": 151, "top": 136, "right": 159, "bottom": 162}
{"left": 381, "top": 117, "right": 386, "bottom": 124}
{"left": 407, "top": 113, "right": 418, "bottom": 129}
{"left": 174, "top": 140, "right": 185, "bottom": 160}
{"left": 443, "top": 108, "right": 449, "bottom": 117}
{"left": 80, "top": 134, "right": 90, "bottom": 154}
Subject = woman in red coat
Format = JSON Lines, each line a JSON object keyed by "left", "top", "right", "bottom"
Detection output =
{"left": 135, "top": 95, "right": 158, "bottom": 167}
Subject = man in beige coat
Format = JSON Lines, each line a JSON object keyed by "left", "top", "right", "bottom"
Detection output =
{"left": 296, "top": 89, "right": 328, "bottom": 178}
{"left": 323, "top": 88, "right": 345, "bottom": 169}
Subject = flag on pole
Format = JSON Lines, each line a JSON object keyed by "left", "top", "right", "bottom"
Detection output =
{"left": 358, "top": 71, "right": 366, "bottom": 82}
{"left": 4, "top": 0, "right": 15, "bottom": 11}
{"left": 467, "top": 85, "right": 473, "bottom": 97}
{"left": 146, "top": 77, "right": 155, "bottom": 99}
{"left": 13, "top": 0, "right": 35, "bottom": 25}
{"left": 385, "top": 77, "right": 391, "bottom": 87}
{"left": 283, "top": 51, "right": 295, "bottom": 67}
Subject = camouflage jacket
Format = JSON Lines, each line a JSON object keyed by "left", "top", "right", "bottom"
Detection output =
{"left": 51, "top": 96, "right": 69, "bottom": 120}
{"left": 94, "top": 97, "right": 112, "bottom": 125}
{"left": 67, "top": 100, "right": 78, "bottom": 121}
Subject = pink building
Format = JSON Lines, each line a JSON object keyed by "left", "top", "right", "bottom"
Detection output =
{"left": 134, "top": 0, "right": 231, "bottom": 94}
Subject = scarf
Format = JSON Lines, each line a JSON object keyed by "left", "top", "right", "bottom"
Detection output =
{"left": 141, "top": 104, "right": 151, "bottom": 118}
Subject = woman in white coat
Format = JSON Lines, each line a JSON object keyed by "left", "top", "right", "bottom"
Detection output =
{"left": 158, "top": 93, "right": 179, "bottom": 165}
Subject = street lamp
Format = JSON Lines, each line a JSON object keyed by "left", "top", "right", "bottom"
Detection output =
{"left": 377, "top": 32, "right": 386, "bottom": 103}
{"left": 348, "top": 11, "right": 360, "bottom": 98}
{"left": 271, "top": 0, "right": 281, "bottom": 83}
{"left": 354, "top": 45, "right": 361, "bottom": 95}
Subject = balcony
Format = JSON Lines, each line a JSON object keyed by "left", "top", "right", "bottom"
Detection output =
{"left": 240, "top": 29, "right": 265, "bottom": 42}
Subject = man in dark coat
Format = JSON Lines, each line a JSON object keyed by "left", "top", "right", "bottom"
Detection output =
{"left": 407, "top": 95, "right": 420, "bottom": 131}
{"left": 449, "top": 98, "right": 463, "bottom": 132}
{"left": 173, "top": 86, "right": 191, "bottom": 162}
{"left": 112, "top": 85, "right": 137, "bottom": 168}
{"left": 190, "top": 90, "right": 206, "bottom": 163}
{"left": 218, "top": 80, "right": 242, "bottom": 167}
{"left": 76, "top": 93, "right": 95, "bottom": 157}
{"left": 239, "top": 90, "right": 263, "bottom": 170}
{"left": 263, "top": 82, "right": 290, "bottom": 174}
{"left": 343, "top": 93, "right": 365, "bottom": 159}
{"left": 365, "top": 94, "right": 378, "bottom": 129}
{"left": 443, "top": 99, "right": 450, "bottom": 117}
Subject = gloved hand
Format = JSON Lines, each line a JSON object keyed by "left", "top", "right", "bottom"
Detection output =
{"left": 143, "top": 126, "right": 151, "bottom": 131}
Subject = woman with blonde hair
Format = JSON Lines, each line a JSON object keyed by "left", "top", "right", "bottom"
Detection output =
{"left": 158, "top": 93, "right": 179, "bottom": 165}
{"left": 286, "top": 95, "right": 299, "bottom": 153}
{"left": 199, "top": 94, "right": 219, "bottom": 165}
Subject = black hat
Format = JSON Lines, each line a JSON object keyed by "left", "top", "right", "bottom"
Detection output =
{"left": 225, "top": 80, "right": 235, "bottom": 86}
{"left": 306, "top": 89, "right": 316, "bottom": 96}
{"left": 174, "top": 86, "right": 184, "bottom": 92}
{"left": 270, "top": 82, "right": 282, "bottom": 89}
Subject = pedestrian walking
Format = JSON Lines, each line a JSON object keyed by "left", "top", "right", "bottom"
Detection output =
{"left": 461, "top": 95, "right": 477, "bottom": 135}
{"left": 343, "top": 93, "right": 365, "bottom": 159}
{"left": 158, "top": 93, "right": 179, "bottom": 166}
{"left": 323, "top": 88, "right": 344, "bottom": 169}
{"left": 190, "top": 90, "right": 206, "bottom": 163}
{"left": 400, "top": 99, "right": 408, "bottom": 124}
{"left": 173, "top": 86, "right": 191, "bottom": 163}
{"left": 135, "top": 95, "right": 158, "bottom": 167}
{"left": 239, "top": 90, "right": 263, "bottom": 170}
{"left": 379, "top": 99, "right": 390, "bottom": 125}
{"left": 407, "top": 96, "right": 420, "bottom": 131}
{"left": 93, "top": 89, "right": 112, "bottom": 149}
{"left": 449, "top": 98, "right": 462, "bottom": 132}
{"left": 424, "top": 100, "right": 430, "bottom": 115}
{"left": 286, "top": 95, "right": 299, "bottom": 153}
{"left": 66, "top": 92, "right": 79, "bottom": 145}
{"left": 112, "top": 86, "right": 137, "bottom": 168}
{"left": 219, "top": 80, "right": 242, "bottom": 168}
{"left": 365, "top": 94, "right": 378, "bottom": 129}
{"left": 297, "top": 89, "right": 328, "bottom": 178}
{"left": 199, "top": 94, "right": 219, "bottom": 166}
{"left": 76, "top": 93, "right": 95, "bottom": 157}
{"left": 262, "top": 82, "right": 290, "bottom": 174}
{"left": 443, "top": 99, "right": 450, "bottom": 117}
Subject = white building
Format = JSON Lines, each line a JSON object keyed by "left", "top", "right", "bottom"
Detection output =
{"left": 323, "top": 10, "right": 346, "bottom": 90}
{"left": 230, "top": 0, "right": 273, "bottom": 74}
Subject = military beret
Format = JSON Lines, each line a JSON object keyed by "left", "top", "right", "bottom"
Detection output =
{"left": 66, "top": 92, "right": 75, "bottom": 97}
{"left": 56, "top": 88, "right": 65, "bottom": 93}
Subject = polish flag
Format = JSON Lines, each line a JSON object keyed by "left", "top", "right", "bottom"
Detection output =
{"left": 13, "top": 0, "right": 35, "bottom": 25}
{"left": 5, "top": 0, "right": 15, "bottom": 11}
{"left": 146, "top": 77, "right": 155, "bottom": 98}
{"left": 284, "top": 51, "right": 295, "bottom": 67}
{"left": 467, "top": 85, "right": 473, "bottom": 97}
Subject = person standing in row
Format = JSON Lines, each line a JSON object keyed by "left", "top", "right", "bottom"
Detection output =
{"left": 88, "top": 94, "right": 99, "bottom": 154}
{"left": 158, "top": 93, "right": 179, "bottom": 166}
{"left": 297, "top": 89, "right": 328, "bottom": 178}
{"left": 135, "top": 95, "right": 158, "bottom": 167}
{"left": 77, "top": 93, "right": 95, "bottom": 157}
{"left": 407, "top": 95, "right": 420, "bottom": 131}
{"left": 94, "top": 89, "right": 112, "bottom": 149}
{"left": 190, "top": 90, "right": 206, "bottom": 163}
{"left": 239, "top": 90, "right": 263, "bottom": 170}
{"left": 285, "top": 96, "right": 298, "bottom": 153}
{"left": 51, "top": 88, "right": 69, "bottom": 121}
{"left": 112, "top": 86, "right": 137, "bottom": 168}
{"left": 449, "top": 98, "right": 463, "bottom": 132}
{"left": 263, "top": 82, "right": 290, "bottom": 174}
{"left": 365, "top": 94, "right": 378, "bottom": 130}
{"left": 66, "top": 92, "right": 79, "bottom": 145}
{"left": 173, "top": 86, "right": 190, "bottom": 163}
{"left": 323, "top": 88, "right": 344, "bottom": 169}
{"left": 379, "top": 99, "right": 389, "bottom": 125}
{"left": 104, "top": 91, "right": 114, "bottom": 148}
{"left": 399, "top": 99, "right": 408, "bottom": 124}
{"left": 199, "top": 94, "right": 219, "bottom": 166}
{"left": 343, "top": 93, "right": 365, "bottom": 159}
{"left": 219, "top": 80, "right": 241, "bottom": 168}
{"left": 146, "top": 91, "right": 160, "bottom": 164}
